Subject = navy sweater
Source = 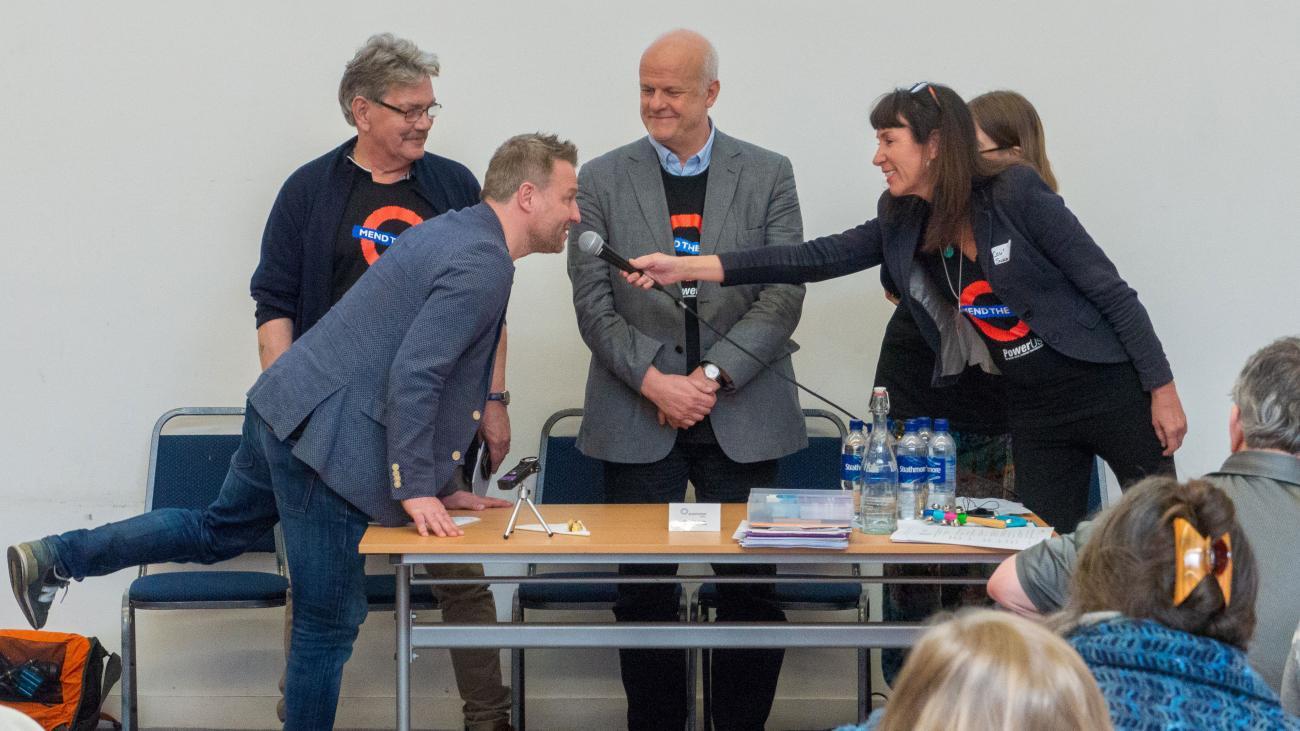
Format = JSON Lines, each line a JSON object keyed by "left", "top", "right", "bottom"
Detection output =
{"left": 250, "top": 137, "right": 481, "bottom": 338}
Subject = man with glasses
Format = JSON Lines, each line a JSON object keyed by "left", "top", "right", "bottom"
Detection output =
{"left": 248, "top": 34, "right": 513, "bottom": 731}
{"left": 567, "top": 29, "right": 807, "bottom": 731}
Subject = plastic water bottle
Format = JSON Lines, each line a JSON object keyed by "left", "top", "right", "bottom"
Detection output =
{"left": 927, "top": 418, "right": 957, "bottom": 509}
{"left": 859, "top": 387, "right": 898, "bottom": 534}
{"left": 841, "top": 418, "right": 867, "bottom": 512}
{"left": 895, "top": 419, "right": 928, "bottom": 521}
{"left": 916, "top": 416, "right": 934, "bottom": 451}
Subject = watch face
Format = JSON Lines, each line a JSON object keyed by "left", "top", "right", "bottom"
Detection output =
{"left": 703, "top": 363, "right": 720, "bottom": 380}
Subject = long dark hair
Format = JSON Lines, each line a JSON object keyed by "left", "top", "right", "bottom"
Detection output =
{"left": 1055, "top": 476, "right": 1258, "bottom": 649}
{"left": 869, "top": 83, "right": 1006, "bottom": 254}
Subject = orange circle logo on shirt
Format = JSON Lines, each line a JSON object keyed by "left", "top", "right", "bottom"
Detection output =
{"left": 960, "top": 280, "right": 1030, "bottom": 342}
{"left": 357, "top": 206, "right": 424, "bottom": 265}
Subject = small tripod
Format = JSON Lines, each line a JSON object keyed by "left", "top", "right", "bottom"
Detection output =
{"left": 498, "top": 456, "right": 554, "bottom": 539}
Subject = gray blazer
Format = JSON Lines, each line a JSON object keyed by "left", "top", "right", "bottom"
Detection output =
{"left": 567, "top": 130, "right": 808, "bottom": 464}
{"left": 248, "top": 203, "right": 512, "bottom": 526}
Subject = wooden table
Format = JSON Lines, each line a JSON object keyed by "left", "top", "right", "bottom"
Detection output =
{"left": 360, "top": 503, "right": 1019, "bottom": 731}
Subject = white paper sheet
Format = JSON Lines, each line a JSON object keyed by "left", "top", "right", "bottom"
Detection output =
{"left": 889, "top": 519, "right": 1052, "bottom": 551}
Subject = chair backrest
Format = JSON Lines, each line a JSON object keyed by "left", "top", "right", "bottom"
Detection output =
{"left": 774, "top": 409, "right": 849, "bottom": 491}
{"left": 146, "top": 407, "right": 276, "bottom": 553}
{"left": 1086, "top": 455, "right": 1115, "bottom": 515}
{"left": 534, "top": 408, "right": 604, "bottom": 504}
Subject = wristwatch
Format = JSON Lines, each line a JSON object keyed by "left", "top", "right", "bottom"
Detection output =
{"left": 700, "top": 362, "right": 733, "bottom": 391}
{"left": 487, "top": 390, "right": 511, "bottom": 406}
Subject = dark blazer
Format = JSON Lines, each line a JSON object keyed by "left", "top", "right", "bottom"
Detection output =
{"left": 249, "top": 137, "right": 481, "bottom": 338}
{"left": 721, "top": 165, "right": 1174, "bottom": 392}
{"left": 567, "top": 130, "right": 808, "bottom": 464}
{"left": 247, "top": 203, "right": 511, "bottom": 525}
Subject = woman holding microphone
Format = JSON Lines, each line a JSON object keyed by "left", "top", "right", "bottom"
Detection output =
{"left": 623, "top": 82, "right": 1185, "bottom": 532}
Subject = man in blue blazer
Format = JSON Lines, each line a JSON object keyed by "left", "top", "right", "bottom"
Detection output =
{"left": 9, "top": 133, "right": 581, "bottom": 730}
{"left": 249, "top": 35, "right": 512, "bottom": 729}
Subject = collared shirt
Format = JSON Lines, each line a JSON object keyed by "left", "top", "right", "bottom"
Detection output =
{"left": 1015, "top": 449, "right": 1300, "bottom": 690}
{"left": 647, "top": 120, "right": 716, "bottom": 177}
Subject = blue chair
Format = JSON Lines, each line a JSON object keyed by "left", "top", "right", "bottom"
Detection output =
{"left": 510, "top": 408, "right": 689, "bottom": 730}
{"left": 120, "top": 408, "right": 288, "bottom": 731}
{"left": 1086, "top": 456, "right": 1114, "bottom": 515}
{"left": 692, "top": 409, "right": 869, "bottom": 727}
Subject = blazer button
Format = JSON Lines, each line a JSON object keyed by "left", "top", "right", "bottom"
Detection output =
{"left": 674, "top": 345, "right": 684, "bottom": 354}
{"left": 452, "top": 450, "right": 462, "bottom": 461}
{"left": 472, "top": 410, "right": 482, "bottom": 421}
{"left": 1022, "top": 308, "right": 1033, "bottom": 319}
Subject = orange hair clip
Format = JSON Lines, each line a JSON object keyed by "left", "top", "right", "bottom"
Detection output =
{"left": 1172, "top": 517, "right": 1233, "bottom": 607}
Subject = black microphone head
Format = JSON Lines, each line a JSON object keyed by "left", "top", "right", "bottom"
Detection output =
{"left": 577, "top": 230, "right": 605, "bottom": 257}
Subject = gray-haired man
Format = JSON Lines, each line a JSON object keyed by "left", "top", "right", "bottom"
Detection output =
{"left": 247, "top": 33, "right": 512, "bottom": 731}
{"left": 987, "top": 335, "right": 1300, "bottom": 689}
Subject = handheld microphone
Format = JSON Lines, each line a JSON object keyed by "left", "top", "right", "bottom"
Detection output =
{"left": 496, "top": 456, "right": 540, "bottom": 491}
{"left": 575, "top": 231, "right": 861, "bottom": 422}
{"left": 576, "top": 231, "right": 667, "bottom": 292}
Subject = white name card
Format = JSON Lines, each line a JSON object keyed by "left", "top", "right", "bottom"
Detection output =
{"left": 668, "top": 503, "right": 722, "bottom": 532}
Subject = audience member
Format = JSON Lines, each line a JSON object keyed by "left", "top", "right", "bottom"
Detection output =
{"left": 836, "top": 609, "right": 1111, "bottom": 731}
{"left": 1051, "top": 476, "right": 1300, "bottom": 729}
{"left": 989, "top": 335, "right": 1300, "bottom": 688}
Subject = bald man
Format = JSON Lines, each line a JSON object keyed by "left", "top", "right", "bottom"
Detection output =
{"left": 567, "top": 29, "right": 807, "bottom": 731}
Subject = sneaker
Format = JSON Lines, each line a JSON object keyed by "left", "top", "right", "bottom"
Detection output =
{"left": 7, "top": 540, "right": 68, "bottom": 630}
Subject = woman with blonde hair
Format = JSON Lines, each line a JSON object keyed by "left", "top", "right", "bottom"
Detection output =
{"left": 837, "top": 608, "right": 1111, "bottom": 730}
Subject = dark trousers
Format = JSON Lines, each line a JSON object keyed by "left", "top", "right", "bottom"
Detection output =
{"left": 604, "top": 441, "right": 785, "bottom": 731}
{"left": 1011, "top": 387, "right": 1174, "bottom": 534}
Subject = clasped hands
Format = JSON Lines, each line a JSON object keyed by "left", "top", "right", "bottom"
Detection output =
{"left": 641, "top": 365, "right": 719, "bottom": 429}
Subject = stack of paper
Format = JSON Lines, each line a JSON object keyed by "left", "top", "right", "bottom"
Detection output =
{"left": 889, "top": 519, "right": 1052, "bottom": 551}
{"left": 733, "top": 520, "right": 851, "bottom": 550}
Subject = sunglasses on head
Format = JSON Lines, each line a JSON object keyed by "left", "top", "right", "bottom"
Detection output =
{"left": 909, "top": 81, "right": 942, "bottom": 110}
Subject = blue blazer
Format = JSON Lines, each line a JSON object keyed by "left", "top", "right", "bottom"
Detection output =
{"left": 721, "top": 165, "right": 1174, "bottom": 392}
{"left": 247, "top": 203, "right": 512, "bottom": 525}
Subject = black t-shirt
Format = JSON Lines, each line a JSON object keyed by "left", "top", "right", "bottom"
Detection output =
{"left": 874, "top": 304, "right": 1009, "bottom": 434}
{"left": 919, "top": 248, "right": 1135, "bottom": 427}
{"left": 660, "top": 168, "right": 713, "bottom": 443}
{"left": 331, "top": 169, "right": 437, "bottom": 304}
{"left": 661, "top": 168, "right": 708, "bottom": 368}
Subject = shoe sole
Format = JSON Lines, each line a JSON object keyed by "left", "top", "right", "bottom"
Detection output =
{"left": 7, "top": 544, "right": 42, "bottom": 629}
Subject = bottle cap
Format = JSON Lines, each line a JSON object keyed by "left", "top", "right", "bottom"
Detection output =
{"left": 919, "top": 417, "right": 932, "bottom": 429}
{"left": 904, "top": 418, "right": 917, "bottom": 432}
{"left": 849, "top": 418, "right": 865, "bottom": 432}
{"left": 934, "top": 417, "right": 950, "bottom": 431}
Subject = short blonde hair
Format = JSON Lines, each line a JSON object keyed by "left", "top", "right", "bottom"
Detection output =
{"left": 481, "top": 133, "right": 578, "bottom": 203}
{"left": 879, "top": 609, "right": 1111, "bottom": 731}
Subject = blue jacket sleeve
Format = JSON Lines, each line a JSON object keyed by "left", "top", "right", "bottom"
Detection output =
{"left": 385, "top": 244, "right": 509, "bottom": 501}
{"left": 718, "top": 218, "right": 885, "bottom": 286}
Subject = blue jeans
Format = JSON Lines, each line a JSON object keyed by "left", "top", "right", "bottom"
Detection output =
{"left": 47, "top": 404, "right": 370, "bottom": 730}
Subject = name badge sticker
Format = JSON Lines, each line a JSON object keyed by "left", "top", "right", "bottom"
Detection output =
{"left": 992, "top": 240, "right": 1012, "bottom": 265}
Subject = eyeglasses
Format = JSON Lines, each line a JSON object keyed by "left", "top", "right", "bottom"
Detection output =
{"left": 980, "top": 145, "right": 1014, "bottom": 155}
{"left": 373, "top": 98, "right": 442, "bottom": 123}
{"left": 909, "top": 81, "right": 941, "bottom": 110}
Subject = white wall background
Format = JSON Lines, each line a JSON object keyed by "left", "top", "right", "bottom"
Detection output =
{"left": 2, "top": 1, "right": 1298, "bottom": 728}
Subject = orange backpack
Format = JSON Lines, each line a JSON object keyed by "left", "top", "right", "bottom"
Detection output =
{"left": 0, "top": 630, "right": 121, "bottom": 731}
